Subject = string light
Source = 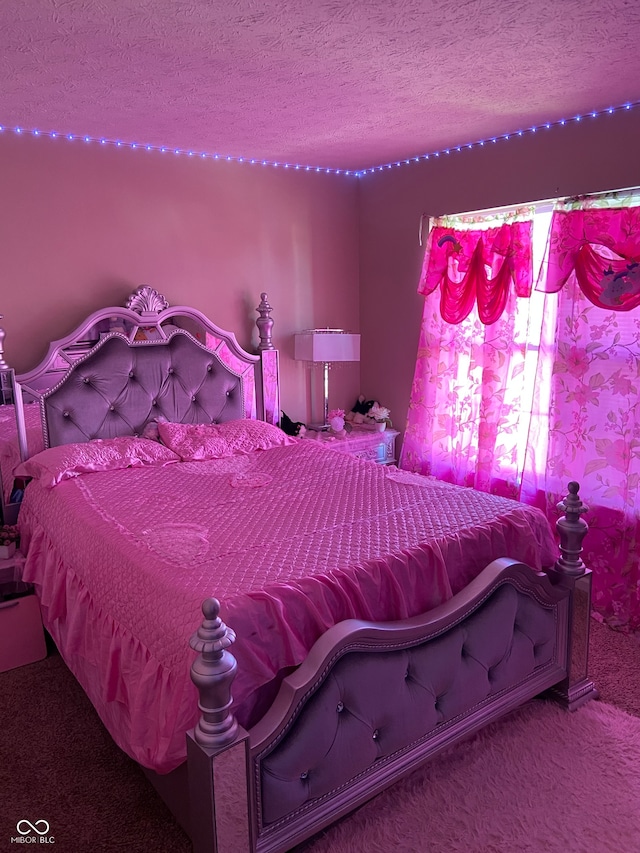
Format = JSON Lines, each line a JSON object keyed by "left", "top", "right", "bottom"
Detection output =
{"left": 0, "top": 123, "right": 354, "bottom": 177}
{"left": 355, "top": 100, "right": 638, "bottom": 176}
{"left": 0, "top": 100, "right": 636, "bottom": 179}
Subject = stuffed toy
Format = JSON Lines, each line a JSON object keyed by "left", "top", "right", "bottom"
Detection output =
{"left": 280, "top": 411, "right": 306, "bottom": 437}
{"left": 345, "top": 396, "right": 392, "bottom": 430}
{"left": 345, "top": 395, "right": 376, "bottom": 426}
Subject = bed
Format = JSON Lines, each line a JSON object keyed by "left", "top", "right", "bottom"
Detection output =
{"left": 1, "top": 286, "right": 598, "bottom": 853}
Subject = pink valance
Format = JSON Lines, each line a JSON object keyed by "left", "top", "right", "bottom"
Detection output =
{"left": 539, "top": 207, "right": 640, "bottom": 310}
{"left": 419, "top": 221, "right": 533, "bottom": 325}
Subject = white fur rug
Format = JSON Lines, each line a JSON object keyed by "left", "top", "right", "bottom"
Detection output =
{"left": 302, "top": 700, "right": 640, "bottom": 853}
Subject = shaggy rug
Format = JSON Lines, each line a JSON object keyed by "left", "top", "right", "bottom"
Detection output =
{"left": 2, "top": 623, "right": 639, "bottom": 853}
{"left": 300, "top": 699, "right": 640, "bottom": 853}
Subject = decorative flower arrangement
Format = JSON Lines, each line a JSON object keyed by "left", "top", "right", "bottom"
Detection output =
{"left": 367, "top": 403, "right": 392, "bottom": 426}
{"left": 0, "top": 524, "right": 19, "bottom": 559}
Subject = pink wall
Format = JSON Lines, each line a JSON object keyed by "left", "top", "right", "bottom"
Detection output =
{"left": 3, "top": 108, "right": 639, "bottom": 438}
{"left": 0, "top": 133, "right": 360, "bottom": 424}
{"left": 358, "top": 108, "right": 640, "bottom": 451}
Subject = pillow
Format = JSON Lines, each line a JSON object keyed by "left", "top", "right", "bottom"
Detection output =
{"left": 217, "top": 419, "right": 295, "bottom": 454}
{"left": 157, "top": 422, "right": 230, "bottom": 462}
{"left": 14, "top": 436, "right": 180, "bottom": 488}
{"left": 157, "top": 419, "right": 295, "bottom": 462}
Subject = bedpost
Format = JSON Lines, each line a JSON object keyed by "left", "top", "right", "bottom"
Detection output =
{"left": 187, "top": 598, "right": 254, "bottom": 853}
{"left": 548, "top": 482, "right": 598, "bottom": 710}
{"left": 0, "top": 319, "right": 28, "bottom": 524}
{"left": 255, "top": 293, "right": 280, "bottom": 426}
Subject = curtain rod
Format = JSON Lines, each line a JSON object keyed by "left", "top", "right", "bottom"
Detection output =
{"left": 419, "top": 184, "right": 640, "bottom": 245}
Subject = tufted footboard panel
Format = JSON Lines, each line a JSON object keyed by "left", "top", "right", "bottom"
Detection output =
{"left": 250, "top": 563, "right": 569, "bottom": 852}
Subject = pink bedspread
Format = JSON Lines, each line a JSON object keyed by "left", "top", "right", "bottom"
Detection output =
{"left": 19, "top": 441, "right": 558, "bottom": 773}
{"left": 0, "top": 405, "right": 44, "bottom": 503}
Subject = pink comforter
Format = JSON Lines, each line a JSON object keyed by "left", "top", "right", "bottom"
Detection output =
{"left": 20, "top": 441, "right": 558, "bottom": 773}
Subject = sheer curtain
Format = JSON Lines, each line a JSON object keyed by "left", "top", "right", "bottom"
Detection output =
{"left": 523, "top": 193, "right": 640, "bottom": 630}
{"left": 402, "top": 192, "right": 640, "bottom": 632}
{"left": 400, "top": 208, "right": 544, "bottom": 498}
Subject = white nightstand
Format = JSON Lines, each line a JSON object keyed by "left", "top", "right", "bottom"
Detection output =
{"left": 311, "top": 427, "right": 400, "bottom": 465}
{"left": 0, "top": 549, "right": 23, "bottom": 586}
{"left": 0, "top": 550, "right": 47, "bottom": 672}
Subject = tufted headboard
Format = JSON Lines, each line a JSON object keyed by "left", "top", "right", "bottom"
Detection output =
{"left": 40, "top": 332, "right": 249, "bottom": 447}
{"left": 12, "top": 286, "right": 280, "bottom": 451}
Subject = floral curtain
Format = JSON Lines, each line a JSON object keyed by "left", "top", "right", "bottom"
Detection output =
{"left": 401, "top": 210, "right": 538, "bottom": 496}
{"left": 522, "top": 194, "right": 640, "bottom": 631}
{"left": 402, "top": 193, "right": 640, "bottom": 632}
{"left": 521, "top": 274, "right": 640, "bottom": 630}
{"left": 539, "top": 199, "right": 640, "bottom": 309}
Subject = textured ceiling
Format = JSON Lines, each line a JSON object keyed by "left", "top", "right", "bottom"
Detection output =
{"left": 1, "top": 0, "right": 640, "bottom": 170}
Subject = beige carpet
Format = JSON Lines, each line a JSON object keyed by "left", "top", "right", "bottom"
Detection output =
{"left": 1, "top": 618, "right": 638, "bottom": 853}
{"left": 302, "top": 699, "right": 640, "bottom": 853}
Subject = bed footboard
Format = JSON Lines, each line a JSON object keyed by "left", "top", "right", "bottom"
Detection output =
{"left": 249, "top": 559, "right": 569, "bottom": 853}
{"left": 187, "top": 482, "right": 597, "bottom": 853}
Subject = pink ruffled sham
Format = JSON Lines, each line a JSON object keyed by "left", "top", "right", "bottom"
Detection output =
{"left": 216, "top": 418, "right": 295, "bottom": 453}
{"left": 158, "top": 418, "right": 295, "bottom": 462}
{"left": 157, "top": 421, "right": 230, "bottom": 461}
{"left": 14, "top": 436, "right": 179, "bottom": 488}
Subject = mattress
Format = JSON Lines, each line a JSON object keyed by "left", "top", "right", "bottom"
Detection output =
{"left": 19, "top": 440, "right": 558, "bottom": 773}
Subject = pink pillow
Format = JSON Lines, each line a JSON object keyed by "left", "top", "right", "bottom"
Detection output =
{"left": 217, "top": 419, "right": 295, "bottom": 453}
{"left": 14, "top": 436, "right": 180, "bottom": 488}
{"left": 157, "top": 422, "right": 230, "bottom": 462}
{"left": 157, "top": 419, "right": 294, "bottom": 461}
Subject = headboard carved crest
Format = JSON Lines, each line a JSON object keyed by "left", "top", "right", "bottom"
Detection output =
{"left": 125, "top": 285, "right": 169, "bottom": 316}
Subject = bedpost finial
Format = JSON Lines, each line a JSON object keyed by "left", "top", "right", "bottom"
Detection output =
{"left": 555, "top": 481, "right": 589, "bottom": 576}
{"left": 190, "top": 597, "right": 239, "bottom": 748}
{"left": 557, "top": 481, "right": 589, "bottom": 522}
{"left": 0, "top": 318, "right": 8, "bottom": 370}
{"left": 190, "top": 597, "right": 236, "bottom": 655}
{"left": 202, "top": 596, "right": 220, "bottom": 621}
{"left": 256, "top": 292, "right": 275, "bottom": 351}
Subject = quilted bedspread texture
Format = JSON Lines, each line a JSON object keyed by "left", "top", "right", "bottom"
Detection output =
{"left": 19, "top": 440, "right": 558, "bottom": 772}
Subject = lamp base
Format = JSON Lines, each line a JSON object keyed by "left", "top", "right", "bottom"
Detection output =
{"left": 308, "top": 423, "right": 330, "bottom": 431}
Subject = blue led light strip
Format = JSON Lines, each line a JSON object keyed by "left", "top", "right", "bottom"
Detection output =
{"left": 355, "top": 101, "right": 639, "bottom": 177}
{"left": 1, "top": 100, "right": 637, "bottom": 179}
{"left": 0, "top": 126, "right": 355, "bottom": 177}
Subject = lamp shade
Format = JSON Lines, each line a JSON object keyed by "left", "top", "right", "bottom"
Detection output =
{"left": 294, "top": 330, "right": 360, "bottom": 363}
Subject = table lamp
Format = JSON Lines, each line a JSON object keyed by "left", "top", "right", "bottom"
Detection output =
{"left": 294, "top": 329, "right": 360, "bottom": 429}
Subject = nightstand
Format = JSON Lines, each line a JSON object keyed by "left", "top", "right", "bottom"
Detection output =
{"left": 0, "top": 550, "right": 47, "bottom": 672}
{"left": 0, "top": 548, "right": 23, "bottom": 586}
{"left": 313, "top": 427, "right": 400, "bottom": 465}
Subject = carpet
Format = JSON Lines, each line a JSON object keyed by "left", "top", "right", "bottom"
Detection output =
{"left": 2, "top": 624, "right": 639, "bottom": 853}
{"left": 300, "top": 699, "right": 640, "bottom": 853}
{"left": 589, "top": 618, "right": 640, "bottom": 718}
